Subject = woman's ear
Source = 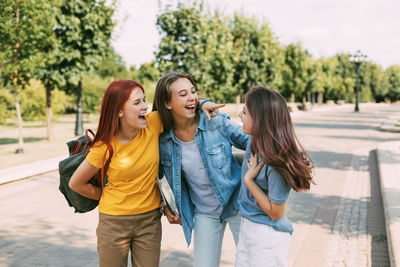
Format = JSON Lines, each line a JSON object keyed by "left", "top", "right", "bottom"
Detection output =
{"left": 165, "top": 101, "right": 172, "bottom": 110}
{"left": 118, "top": 111, "right": 123, "bottom": 117}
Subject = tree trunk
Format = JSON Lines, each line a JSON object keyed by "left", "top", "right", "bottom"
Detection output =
{"left": 307, "top": 92, "right": 311, "bottom": 102}
{"left": 290, "top": 93, "right": 295, "bottom": 103}
{"left": 46, "top": 84, "right": 53, "bottom": 141}
{"left": 13, "top": 0, "right": 23, "bottom": 153}
{"left": 13, "top": 75, "right": 24, "bottom": 154}
{"left": 318, "top": 92, "right": 323, "bottom": 105}
{"left": 74, "top": 81, "right": 83, "bottom": 136}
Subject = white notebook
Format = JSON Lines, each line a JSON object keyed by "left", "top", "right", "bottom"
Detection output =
{"left": 157, "top": 175, "right": 179, "bottom": 215}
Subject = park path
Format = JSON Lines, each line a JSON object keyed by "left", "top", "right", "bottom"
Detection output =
{"left": 1, "top": 103, "right": 399, "bottom": 266}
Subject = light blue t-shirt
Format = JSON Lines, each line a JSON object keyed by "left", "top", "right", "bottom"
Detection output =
{"left": 238, "top": 138, "right": 293, "bottom": 234}
{"left": 178, "top": 138, "right": 222, "bottom": 215}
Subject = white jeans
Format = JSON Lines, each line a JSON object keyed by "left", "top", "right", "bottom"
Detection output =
{"left": 193, "top": 212, "right": 241, "bottom": 267}
{"left": 235, "top": 217, "right": 290, "bottom": 267}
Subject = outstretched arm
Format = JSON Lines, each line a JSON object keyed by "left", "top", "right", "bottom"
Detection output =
{"left": 244, "top": 154, "right": 286, "bottom": 221}
{"left": 69, "top": 159, "right": 102, "bottom": 200}
{"left": 200, "top": 99, "right": 225, "bottom": 121}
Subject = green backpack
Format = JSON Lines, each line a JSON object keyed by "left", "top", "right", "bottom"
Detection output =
{"left": 58, "top": 130, "right": 113, "bottom": 213}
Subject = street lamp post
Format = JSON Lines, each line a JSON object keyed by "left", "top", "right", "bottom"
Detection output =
{"left": 349, "top": 50, "right": 367, "bottom": 112}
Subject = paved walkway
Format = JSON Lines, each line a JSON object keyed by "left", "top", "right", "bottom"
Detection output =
{"left": 1, "top": 103, "right": 400, "bottom": 266}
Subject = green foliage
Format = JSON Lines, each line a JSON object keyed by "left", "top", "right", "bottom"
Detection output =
{"left": 96, "top": 47, "right": 130, "bottom": 79}
{"left": 361, "top": 62, "right": 386, "bottom": 102}
{"left": 231, "top": 14, "right": 283, "bottom": 101}
{"left": 138, "top": 61, "right": 161, "bottom": 84}
{"left": 0, "top": 80, "right": 73, "bottom": 123}
{"left": 0, "top": 87, "right": 14, "bottom": 124}
{"left": 156, "top": 2, "right": 208, "bottom": 79}
{"left": 81, "top": 73, "right": 112, "bottom": 113}
{"left": 0, "top": 0, "right": 52, "bottom": 87}
{"left": 384, "top": 65, "right": 400, "bottom": 102}
{"left": 281, "top": 43, "right": 310, "bottom": 101}
{"left": 53, "top": 0, "right": 116, "bottom": 92}
{"left": 19, "top": 80, "right": 73, "bottom": 121}
{"left": 334, "top": 54, "right": 356, "bottom": 102}
{"left": 156, "top": 2, "right": 283, "bottom": 102}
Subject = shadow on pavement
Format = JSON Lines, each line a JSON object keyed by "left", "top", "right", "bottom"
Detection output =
{"left": 308, "top": 150, "right": 368, "bottom": 171}
{"left": 294, "top": 122, "right": 378, "bottom": 131}
{"left": 160, "top": 250, "right": 192, "bottom": 267}
{"left": 326, "top": 135, "right": 400, "bottom": 143}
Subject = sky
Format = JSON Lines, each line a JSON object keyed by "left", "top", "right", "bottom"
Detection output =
{"left": 111, "top": 0, "right": 400, "bottom": 69}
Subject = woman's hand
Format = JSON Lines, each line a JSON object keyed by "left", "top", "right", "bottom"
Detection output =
{"left": 201, "top": 101, "right": 226, "bottom": 121}
{"left": 243, "top": 154, "right": 286, "bottom": 221}
{"left": 244, "top": 153, "right": 264, "bottom": 183}
{"left": 164, "top": 207, "right": 182, "bottom": 225}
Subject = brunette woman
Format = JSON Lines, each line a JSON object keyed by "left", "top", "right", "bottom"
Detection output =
{"left": 153, "top": 72, "right": 249, "bottom": 267}
{"left": 235, "top": 86, "right": 314, "bottom": 267}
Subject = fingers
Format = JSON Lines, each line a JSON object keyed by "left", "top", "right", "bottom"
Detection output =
{"left": 212, "top": 103, "right": 226, "bottom": 109}
{"left": 255, "top": 161, "right": 265, "bottom": 171}
{"left": 205, "top": 111, "right": 211, "bottom": 121}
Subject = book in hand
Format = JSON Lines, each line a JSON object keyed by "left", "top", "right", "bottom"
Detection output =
{"left": 157, "top": 175, "right": 179, "bottom": 216}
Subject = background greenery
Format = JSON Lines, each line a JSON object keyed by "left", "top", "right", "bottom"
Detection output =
{"left": 1, "top": 1, "right": 400, "bottom": 140}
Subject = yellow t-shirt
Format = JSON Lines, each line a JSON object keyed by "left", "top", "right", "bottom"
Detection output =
{"left": 86, "top": 111, "right": 163, "bottom": 215}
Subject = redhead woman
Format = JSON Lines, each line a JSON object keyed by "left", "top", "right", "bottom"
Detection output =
{"left": 69, "top": 80, "right": 218, "bottom": 267}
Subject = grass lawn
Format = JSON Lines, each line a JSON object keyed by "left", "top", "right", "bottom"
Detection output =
{"left": 0, "top": 114, "right": 99, "bottom": 170}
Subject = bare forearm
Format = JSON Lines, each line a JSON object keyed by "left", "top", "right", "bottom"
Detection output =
{"left": 69, "top": 159, "right": 101, "bottom": 200}
{"left": 73, "top": 183, "right": 102, "bottom": 200}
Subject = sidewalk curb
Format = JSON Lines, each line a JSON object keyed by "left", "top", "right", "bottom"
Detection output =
{"left": 377, "top": 141, "right": 400, "bottom": 267}
{"left": 380, "top": 116, "right": 400, "bottom": 133}
{"left": 0, "top": 155, "right": 66, "bottom": 185}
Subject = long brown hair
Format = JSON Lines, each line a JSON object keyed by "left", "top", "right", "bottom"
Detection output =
{"left": 245, "top": 86, "right": 314, "bottom": 191}
{"left": 93, "top": 80, "right": 144, "bottom": 148}
{"left": 152, "top": 71, "right": 196, "bottom": 131}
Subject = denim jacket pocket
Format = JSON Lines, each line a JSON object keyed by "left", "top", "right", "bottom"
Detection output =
{"left": 206, "top": 144, "right": 227, "bottom": 169}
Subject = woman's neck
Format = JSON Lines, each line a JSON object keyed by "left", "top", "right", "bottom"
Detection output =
{"left": 173, "top": 115, "right": 199, "bottom": 142}
{"left": 116, "top": 127, "right": 139, "bottom": 144}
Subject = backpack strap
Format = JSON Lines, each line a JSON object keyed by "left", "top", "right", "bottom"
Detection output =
{"left": 81, "top": 129, "right": 113, "bottom": 188}
{"left": 100, "top": 144, "right": 113, "bottom": 188}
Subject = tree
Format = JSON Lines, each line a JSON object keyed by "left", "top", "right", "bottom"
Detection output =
{"left": 384, "top": 65, "right": 400, "bottom": 102}
{"left": 53, "top": 0, "right": 116, "bottom": 135}
{"left": 334, "top": 54, "right": 355, "bottom": 102}
{"left": 155, "top": 2, "right": 283, "bottom": 102}
{"left": 96, "top": 47, "right": 129, "bottom": 78}
{"left": 33, "top": 0, "right": 62, "bottom": 141}
{"left": 281, "top": 43, "right": 310, "bottom": 102}
{"left": 366, "top": 63, "right": 386, "bottom": 102}
{"left": 0, "top": 0, "right": 52, "bottom": 152}
{"left": 156, "top": 2, "right": 207, "bottom": 77}
{"left": 230, "top": 13, "right": 283, "bottom": 102}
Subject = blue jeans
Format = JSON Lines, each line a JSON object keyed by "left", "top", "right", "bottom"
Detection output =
{"left": 193, "top": 212, "right": 240, "bottom": 267}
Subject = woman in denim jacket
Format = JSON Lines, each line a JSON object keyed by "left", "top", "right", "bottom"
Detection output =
{"left": 152, "top": 72, "right": 249, "bottom": 267}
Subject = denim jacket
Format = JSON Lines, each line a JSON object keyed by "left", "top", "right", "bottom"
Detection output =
{"left": 158, "top": 111, "right": 249, "bottom": 246}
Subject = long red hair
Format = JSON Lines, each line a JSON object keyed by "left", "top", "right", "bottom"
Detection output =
{"left": 93, "top": 80, "right": 144, "bottom": 149}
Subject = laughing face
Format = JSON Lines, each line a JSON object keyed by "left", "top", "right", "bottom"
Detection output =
{"left": 166, "top": 78, "right": 198, "bottom": 120}
{"left": 239, "top": 103, "right": 253, "bottom": 135}
{"left": 119, "top": 87, "right": 148, "bottom": 131}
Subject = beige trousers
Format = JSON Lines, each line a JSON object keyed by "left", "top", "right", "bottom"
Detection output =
{"left": 96, "top": 209, "right": 162, "bottom": 267}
